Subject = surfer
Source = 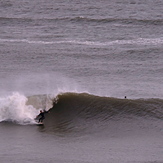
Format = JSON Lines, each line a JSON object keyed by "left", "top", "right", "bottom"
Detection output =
{"left": 36, "top": 110, "right": 49, "bottom": 123}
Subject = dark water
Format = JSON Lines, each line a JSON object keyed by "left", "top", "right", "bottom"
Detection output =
{"left": 0, "top": 0, "right": 163, "bottom": 162}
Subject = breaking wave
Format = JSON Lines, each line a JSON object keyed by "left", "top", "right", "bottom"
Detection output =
{"left": 0, "top": 92, "right": 162, "bottom": 133}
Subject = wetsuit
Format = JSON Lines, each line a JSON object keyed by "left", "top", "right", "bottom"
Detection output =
{"left": 38, "top": 112, "right": 45, "bottom": 123}
{"left": 38, "top": 110, "right": 50, "bottom": 123}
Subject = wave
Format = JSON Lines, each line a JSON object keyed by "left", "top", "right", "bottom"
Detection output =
{"left": 41, "top": 92, "right": 163, "bottom": 134}
{"left": 1, "top": 37, "right": 163, "bottom": 46}
{"left": 0, "top": 92, "right": 162, "bottom": 129}
{"left": 51, "top": 92, "right": 163, "bottom": 120}
{"left": 69, "top": 17, "right": 163, "bottom": 26}
{"left": 1, "top": 16, "right": 163, "bottom": 25}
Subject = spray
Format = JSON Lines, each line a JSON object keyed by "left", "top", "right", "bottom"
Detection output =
{"left": 0, "top": 92, "right": 38, "bottom": 124}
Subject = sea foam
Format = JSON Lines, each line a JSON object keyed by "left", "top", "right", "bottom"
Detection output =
{"left": 0, "top": 92, "right": 38, "bottom": 124}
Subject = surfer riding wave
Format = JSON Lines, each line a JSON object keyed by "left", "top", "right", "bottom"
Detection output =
{"left": 36, "top": 110, "right": 49, "bottom": 123}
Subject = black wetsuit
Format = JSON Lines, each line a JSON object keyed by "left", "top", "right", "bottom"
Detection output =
{"left": 38, "top": 112, "right": 45, "bottom": 122}
{"left": 38, "top": 110, "right": 49, "bottom": 123}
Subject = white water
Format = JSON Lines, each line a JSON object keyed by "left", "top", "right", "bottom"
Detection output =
{"left": 1, "top": 37, "right": 163, "bottom": 46}
{"left": 0, "top": 92, "right": 38, "bottom": 124}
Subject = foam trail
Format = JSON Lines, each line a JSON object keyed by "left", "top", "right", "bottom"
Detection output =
{"left": 0, "top": 92, "right": 38, "bottom": 125}
{"left": 0, "top": 37, "right": 163, "bottom": 46}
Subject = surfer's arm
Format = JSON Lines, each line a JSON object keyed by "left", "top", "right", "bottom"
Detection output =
{"left": 35, "top": 113, "right": 41, "bottom": 119}
{"left": 43, "top": 110, "right": 50, "bottom": 114}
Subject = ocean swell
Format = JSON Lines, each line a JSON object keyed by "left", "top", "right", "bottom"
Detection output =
{"left": 40, "top": 92, "right": 163, "bottom": 134}
{"left": 51, "top": 92, "right": 163, "bottom": 120}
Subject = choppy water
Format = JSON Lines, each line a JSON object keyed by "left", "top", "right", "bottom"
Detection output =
{"left": 0, "top": 0, "right": 163, "bottom": 163}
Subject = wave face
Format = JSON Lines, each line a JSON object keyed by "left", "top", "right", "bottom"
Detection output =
{"left": 43, "top": 93, "right": 163, "bottom": 134}
{"left": 53, "top": 93, "right": 163, "bottom": 119}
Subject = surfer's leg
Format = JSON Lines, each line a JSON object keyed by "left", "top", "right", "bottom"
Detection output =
{"left": 39, "top": 118, "right": 42, "bottom": 123}
{"left": 40, "top": 117, "right": 44, "bottom": 123}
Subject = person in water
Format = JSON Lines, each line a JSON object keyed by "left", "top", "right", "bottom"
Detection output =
{"left": 37, "top": 110, "right": 49, "bottom": 123}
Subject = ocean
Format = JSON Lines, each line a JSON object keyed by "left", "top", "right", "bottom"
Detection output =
{"left": 0, "top": 0, "right": 163, "bottom": 163}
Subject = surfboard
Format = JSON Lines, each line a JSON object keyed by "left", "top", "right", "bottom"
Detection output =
{"left": 36, "top": 122, "right": 44, "bottom": 126}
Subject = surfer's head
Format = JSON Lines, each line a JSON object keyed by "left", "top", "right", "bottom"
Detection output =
{"left": 40, "top": 110, "right": 43, "bottom": 113}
